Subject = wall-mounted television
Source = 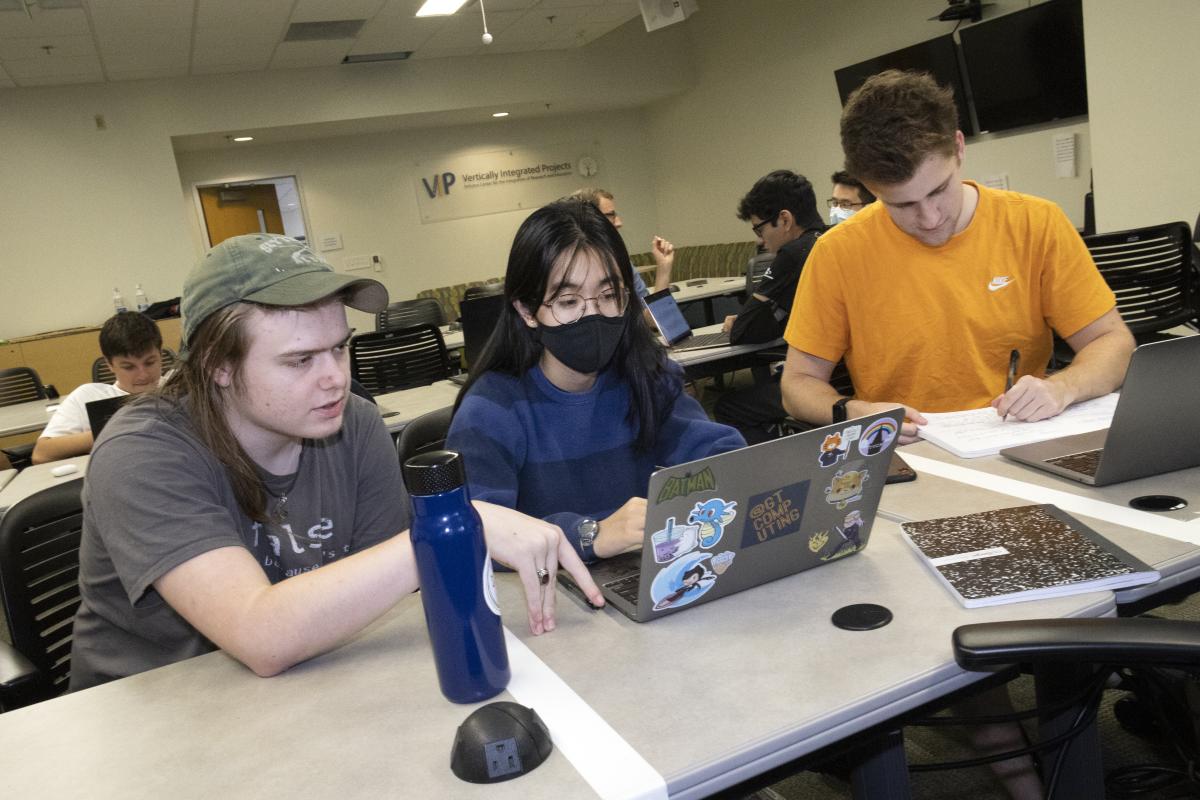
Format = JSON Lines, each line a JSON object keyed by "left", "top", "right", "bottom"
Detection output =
{"left": 959, "top": 0, "right": 1088, "bottom": 134}
{"left": 834, "top": 34, "right": 974, "bottom": 136}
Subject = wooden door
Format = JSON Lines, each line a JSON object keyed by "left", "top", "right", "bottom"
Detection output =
{"left": 198, "top": 184, "right": 285, "bottom": 246}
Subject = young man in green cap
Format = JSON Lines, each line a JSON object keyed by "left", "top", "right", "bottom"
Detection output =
{"left": 70, "top": 233, "right": 602, "bottom": 690}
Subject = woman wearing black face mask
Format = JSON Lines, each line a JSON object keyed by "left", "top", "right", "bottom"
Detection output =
{"left": 447, "top": 200, "right": 745, "bottom": 563}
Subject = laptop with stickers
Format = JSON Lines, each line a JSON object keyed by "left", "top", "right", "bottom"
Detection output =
{"left": 643, "top": 288, "right": 731, "bottom": 351}
{"left": 1000, "top": 336, "right": 1200, "bottom": 486}
{"left": 559, "top": 408, "right": 904, "bottom": 622}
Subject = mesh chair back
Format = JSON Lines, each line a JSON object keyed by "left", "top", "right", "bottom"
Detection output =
{"left": 463, "top": 282, "right": 505, "bottom": 301}
{"left": 1084, "top": 221, "right": 1194, "bottom": 340}
{"left": 0, "top": 479, "right": 84, "bottom": 702}
{"left": 376, "top": 298, "right": 446, "bottom": 332}
{"left": 744, "top": 251, "right": 774, "bottom": 298}
{"left": 92, "top": 348, "right": 178, "bottom": 384}
{"left": 396, "top": 406, "right": 455, "bottom": 468}
{"left": 351, "top": 325, "right": 452, "bottom": 396}
{"left": 0, "top": 368, "right": 47, "bottom": 407}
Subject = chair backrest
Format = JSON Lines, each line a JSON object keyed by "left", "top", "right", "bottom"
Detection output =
{"left": 1084, "top": 221, "right": 1194, "bottom": 338}
{"left": 91, "top": 348, "right": 178, "bottom": 384}
{"left": 395, "top": 405, "right": 456, "bottom": 468}
{"left": 350, "top": 324, "right": 453, "bottom": 396}
{"left": 463, "top": 282, "right": 505, "bottom": 302}
{"left": 376, "top": 298, "right": 446, "bottom": 332}
{"left": 744, "top": 251, "right": 774, "bottom": 298}
{"left": 0, "top": 479, "right": 84, "bottom": 701}
{"left": 0, "top": 368, "right": 47, "bottom": 407}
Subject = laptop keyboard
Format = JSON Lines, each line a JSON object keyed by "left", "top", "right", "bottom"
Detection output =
{"left": 674, "top": 331, "right": 730, "bottom": 351}
{"left": 604, "top": 573, "right": 642, "bottom": 605}
{"left": 1046, "top": 448, "right": 1103, "bottom": 477}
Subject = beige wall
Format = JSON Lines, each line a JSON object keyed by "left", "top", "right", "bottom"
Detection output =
{"left": 642, "top": 0, "right": 1094, "bottom": 246}
{"left": 1084, "top": 0, "right": 1200, "bottom": 232}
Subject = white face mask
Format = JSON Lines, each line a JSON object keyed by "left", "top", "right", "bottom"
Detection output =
{"left": 829, "top": 206, "right": 856, "bottom": 225}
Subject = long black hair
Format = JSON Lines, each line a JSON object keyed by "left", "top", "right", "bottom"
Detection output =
{"left": 455, "top": 199, "right": 678, "bottom": 451}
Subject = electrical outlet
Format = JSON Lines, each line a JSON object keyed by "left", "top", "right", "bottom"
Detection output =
{"left": 483, "top": 738, "right": 522, "bottom": 779}
{"left": 371, "top": 254, "right": 383, "bottom": 272}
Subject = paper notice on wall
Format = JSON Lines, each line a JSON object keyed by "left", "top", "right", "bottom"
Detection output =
{"left": 414, "top": 145, "right": 595, "bottom": 224}
{"left": 1054, "top": 133, "right": 1077, "bottom": 178}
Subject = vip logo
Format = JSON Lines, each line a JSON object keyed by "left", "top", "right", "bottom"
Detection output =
{"left": 422, "top": 171, "right": 456, "bottom": 198}
{"left": 657, "top": 467, "right": 716, "bottom": 503}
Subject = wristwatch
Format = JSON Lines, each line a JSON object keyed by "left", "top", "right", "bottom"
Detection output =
{"left": 832, "top": 397, "right": 853, "bottom": 424}
{"left": 577, "top": 518, "right": 600, "bottom": 560}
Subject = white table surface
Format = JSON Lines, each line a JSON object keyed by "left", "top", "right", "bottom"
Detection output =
{"left": 374, "top": 380, "right": 462, "bottom": 433}
{"left": 438, "top": 324, "right": 464, "bottom": 350}
{"left": 0, "top": 455, "right": 88, "bottom": 517}
{"left": 667, "top": 323, "right": 783, "bottom": 368}
{"left": 0, "top": 468, "right": 15, "bottom": 493}
{"left": 0, "top": 398, "right": 58, "bottom": 438}
{"left": 0, "top": 518, "right": 1115, "bottom": 800}
{"left": 668, "top": 276, "right": 745, "bottom": 304}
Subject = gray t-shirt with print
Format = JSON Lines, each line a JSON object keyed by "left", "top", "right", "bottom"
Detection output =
{"left": 69, "top": 394, "right": 410, "bottom": 690}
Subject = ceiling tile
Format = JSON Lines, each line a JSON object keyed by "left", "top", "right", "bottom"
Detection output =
{"left": 291, "top": 0, "right": 387, "bottom": 23}
{"left": 192, "top": 28, "right": 279, "bottom": 67}
{"left": 16, "top": 71, "right": 102, "bottom": 85}
{"left": 499, "top": 6, "right": 588, "bottom": 43}
{"left": 108, "top": 65, "right": 188, "bottom": 80}
{"left": 419, "top": 9, "right": 523, "bottom": 48}
{"left": 582, "top": 2, "right": 640, "bottom": 24}
{"left": 0, "top": 66, "right": 14, "bottom": 87}
{"left": 192, "top": 60, "right": 269, "bottom": 75}
{"left": 103, "top": 39, "right": 189, "bottom": 71}
{"left": 3, "top": 51, "right": 101, "bottom": 77}
{"left": 352, "top": 11, "right": 438, "bottom": 52}
{"left": 409, "top": 44, "right": 481, "bottom": 60}
{"left": 195, "top": 0, "right": 293, "bottom": 30}
{"left": 88, "top": 0, "right": 194, "bottom": 33}
{"left": 269, "top": 39, "right": 354, "bottom": 69}
{"left": 0, "top": 34, "right": 95, "bottom": 59}
{"left": 0, "top": 6, "right": 90, "bottom": 38}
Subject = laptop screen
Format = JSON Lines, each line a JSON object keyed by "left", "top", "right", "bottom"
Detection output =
{"left": 643, "top": 288, "right": 691, "bottom": 345}
{"left": 459, "top": 293, "right": 506, "bottom": 370}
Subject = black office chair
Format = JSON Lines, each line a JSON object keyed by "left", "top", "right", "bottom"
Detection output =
{"left": 0, "top": 479, "right": 84, "bottom": 711}
{"left": 395, "top": 406, "right": 455, "bottom": 468}
{"left": 0, "top": 367, "right": 47, "bottom": 407}
{"left": 375, "top": 298, "right": 446, "bottom": 332}
{"left": 91, "top": 348, "right": 178, "bottom": 383}
{"left": 744, "top": 251, "right": 774, "bottom": 298}
{"left": 463, "top": 282, "right": 505, "bottom": 302}
{"left": 350, "top": 325, "right": 453, "bottom": 396}
{"left": 1085, "top": 221, "right": 1195, "bottom": 344}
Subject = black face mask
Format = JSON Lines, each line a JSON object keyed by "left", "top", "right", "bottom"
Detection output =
{"left": 536, "top": 313, "right": 627, "bottom": 374}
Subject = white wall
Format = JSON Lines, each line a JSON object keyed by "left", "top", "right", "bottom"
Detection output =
{"left": 643, "top": 0, "right": 1094, "bottom": 246}
{"left": 1084, "top": 0, "right": 1200, "bottom": 233}
{"left": 0, "top": 20, "right": 693, "bottom": 339}
{"left": 175, "top": 109, "right": 660, "bottom": 331}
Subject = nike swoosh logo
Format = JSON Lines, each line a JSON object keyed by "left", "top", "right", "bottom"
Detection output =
{"left": 988, "top": 277, "right": 1013, "bottom": 292}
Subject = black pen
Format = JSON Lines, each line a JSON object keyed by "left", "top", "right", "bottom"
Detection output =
{"left": 1003, "top": 349, "right": 1020, "bottom": 421}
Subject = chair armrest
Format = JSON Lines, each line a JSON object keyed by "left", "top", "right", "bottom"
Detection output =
{"left": 0, "top": 640, "right": 41, "bottom": 709}
{"left": 953, "top": 618, "right": 1200, "bottom": 670}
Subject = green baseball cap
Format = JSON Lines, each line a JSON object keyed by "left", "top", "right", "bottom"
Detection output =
{"left": 181, "top": 234, "right": 388, "bottom": 351}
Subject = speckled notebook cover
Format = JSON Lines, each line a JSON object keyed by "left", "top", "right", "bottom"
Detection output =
{"left": 900, "top": 504, "right": 1159, "bottom": 607}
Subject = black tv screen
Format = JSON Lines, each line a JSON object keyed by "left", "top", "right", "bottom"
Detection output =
{"left": 835, "top": 34, "right": 974, "bottom": 135}
{"left": 959, "top": 0, "right": 1088, "bottom": 133}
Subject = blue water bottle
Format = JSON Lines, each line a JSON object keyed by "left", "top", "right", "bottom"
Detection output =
{"left": 403, "top": 450, "right": 510, "bottom": 703}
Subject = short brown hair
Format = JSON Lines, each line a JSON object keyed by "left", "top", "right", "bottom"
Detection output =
{"left": 567, "top": 187, "right": 614, "bottom": 208}
{"left": 841, "top": 70, "right": 958, "bottom": 185}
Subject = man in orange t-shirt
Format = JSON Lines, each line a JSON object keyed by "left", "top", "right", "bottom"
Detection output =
{"left": 781, "top": 70, "right": 1134, "bottom": 444}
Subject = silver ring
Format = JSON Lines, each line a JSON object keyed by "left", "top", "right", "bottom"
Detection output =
{"left": 536, "top": 567, "right": 550, "bottom": 585}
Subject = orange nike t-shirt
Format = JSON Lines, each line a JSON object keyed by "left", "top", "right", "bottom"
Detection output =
{"left": 785, "top": 183, "right": 1116, "bottom": 412}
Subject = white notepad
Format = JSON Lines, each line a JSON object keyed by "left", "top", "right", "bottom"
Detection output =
{"left": 917, "top": 393, "right": 1119, "bottom": 458}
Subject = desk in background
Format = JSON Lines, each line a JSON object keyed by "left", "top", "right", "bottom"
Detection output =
{"left": 375, "top": 380, "right": 461, "bottom": 435}
{"left": 0, "top": 398, "right": 57, "bottom": 441}
{"left": 0, "top": 518, "right": 1115, "bottom": 799}
{"left": 0, "top": 455, "right": 88, "bottom": 518}
{"left": 669, "top": 276, "right": 745, "bottom": 328}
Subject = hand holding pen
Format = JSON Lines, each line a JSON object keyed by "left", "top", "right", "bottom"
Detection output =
{"left": 1003, "top": 349, "right": 1020, "bottom": 421}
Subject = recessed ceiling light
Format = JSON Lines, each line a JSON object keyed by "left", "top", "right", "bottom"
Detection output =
{"left": 492, "top": 112, "right": 509, "bottom": 118}
{"left": 416, "top": 0, "right": 469, "bottom": 17}
{"left": 232, "top": 136, "right": 254, "bottom": 142}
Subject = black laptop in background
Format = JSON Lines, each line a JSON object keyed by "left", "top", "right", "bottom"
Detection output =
{"left": 457, "top": 293, "right": 507, "bottom": 378}
{"left": 85, "top": 395, "right": 130, "bottom": 438}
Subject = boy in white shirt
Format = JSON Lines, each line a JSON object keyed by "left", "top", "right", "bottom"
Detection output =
{"left": 31, "top": 311, "right": 164, "bottom": 464}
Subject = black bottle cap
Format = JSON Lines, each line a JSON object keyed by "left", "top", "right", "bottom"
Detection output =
{"left": 403, "top": 450, "right": 466, "bottom": 496}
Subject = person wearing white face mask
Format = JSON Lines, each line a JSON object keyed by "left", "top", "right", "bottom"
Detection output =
{"left": 827, "top": 170, "right": 876, "bottom": 225}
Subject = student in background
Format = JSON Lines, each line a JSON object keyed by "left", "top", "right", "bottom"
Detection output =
{"left": 828, "top": 169, "right": 876, "bottom": 224}
{"left": 713, "top": 170, "right": 825, "bottom": 444}
{"left": 31, "top": 311, "right": 164, "bottom": 465}
{"left": 70, "top": 234, "right": 601, "bottom": 691}
{"left": 782, "top": 69, "right": 1133, "bottom": 445}
{"left": 447, "top": 200, "right": 744, "bottom": 563}
{"left": 569, "top": 187, "right": 675, "bottom": 296}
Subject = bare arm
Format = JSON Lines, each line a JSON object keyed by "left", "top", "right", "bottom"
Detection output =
{"left": 651, "top": 236, "right": 675, "bottom": 291}
{"left": 31, "top": 431, "right": 94, "bottom": 465}
{"left": 993, "top": 308, "right": 1135, "bottom": 421}
{"left": 781, "top": 347, "right": 926, "bottom": 444}
{"left": 155, "top": 501, "right": 603, "bottom": 678}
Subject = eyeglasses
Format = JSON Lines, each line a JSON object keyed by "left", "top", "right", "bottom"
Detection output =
{"left": 602, "top": 209, "right": 619, "bottom": 220}
{"left": 750, "top": 214, "right": 778, "bottom": 237}
{"left": 543, "top": 287, "right": 629, "bottom": 325}
{"left": 827, "top": 198, "right": 866, "bottom": 210}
